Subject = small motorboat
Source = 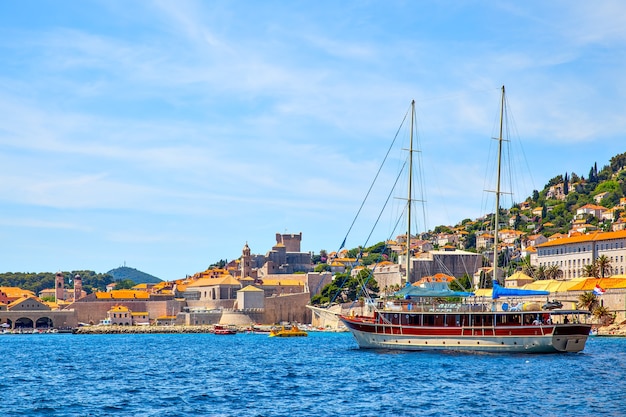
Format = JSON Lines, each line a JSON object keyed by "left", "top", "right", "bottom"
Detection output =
{"left": 268, "top": 324, "right": 308, "bottom": 337}
{"left": 213, "top": 325, "right": 237, "bottom": 335}
{"left": 542, "top": 300, "right": 563, "bottom": 310}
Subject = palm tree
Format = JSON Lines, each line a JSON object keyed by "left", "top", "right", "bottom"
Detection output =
{"left": 522, "top": 264, "right": 536, "bottom": 278}
{"left": 581, "top": 263, "right": 598, "bottom": 278}
{"left": 546, "top": 265, "right": 563, "bottom": 280}
{"left": 595, "top": 255, "right": 612, "bottom": 278}
{"left": 592, "top": 305, "right": 614, "bottom": 326}
{"left": 535, "top": 265, "right": 547, "bottom": 280}
{"left": 577, "top": 291, "right": 599, "bottom": 312}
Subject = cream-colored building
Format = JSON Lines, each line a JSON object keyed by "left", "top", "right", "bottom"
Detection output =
{"left": 108, "top": 305, "right": 132, "bottom": 326}
{"left": 535, "top": 230, "right": 626, "bottom": 279}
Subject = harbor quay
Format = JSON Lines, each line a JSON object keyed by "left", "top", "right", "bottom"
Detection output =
{"left": 71, "top": 324, "right": 275, "bottom": 334}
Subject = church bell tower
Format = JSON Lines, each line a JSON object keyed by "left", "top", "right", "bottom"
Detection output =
{"left": 241, "top": 242, "right": 252, "bottom": 278}
{"left": 73, "top": 274, "right": 83, "bottom": 301}
{"left": 55, "top": 272, "right": 64, "bottom": 301}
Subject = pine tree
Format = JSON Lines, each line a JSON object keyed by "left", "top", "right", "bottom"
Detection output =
{"left": 564, "top": 172, "right": 569, "bottom": 195}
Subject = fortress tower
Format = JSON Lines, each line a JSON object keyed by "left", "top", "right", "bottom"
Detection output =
{"left": 275, "top": 232, "right": 302, "bottom": 253}
{"left": 55, "top": 272, "right": 64, "bottom": 301}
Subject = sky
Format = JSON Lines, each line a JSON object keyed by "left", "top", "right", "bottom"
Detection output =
{"left": 1, "top": 1, "right": 626, "bottom": 281}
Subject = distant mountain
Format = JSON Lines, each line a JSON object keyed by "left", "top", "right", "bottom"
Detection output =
{"left": 106, "top": 267, "right": 162, "bottom": 284}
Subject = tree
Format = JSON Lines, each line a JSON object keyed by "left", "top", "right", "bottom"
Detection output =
{"left": 449, "top": 274, "right": 472, "bottom": 292}
{"left": 535, "top": 265, "right": 547, "bottom": 280}
{"left": 478, "top": 269, "right": 491, "bottom": 289}
{"left": 532, "top": 190, "right": 539, "bottom": 202}
{"left": 314, "top": 263, "right": 331, "bottom": 272}
{"left": 546, "top": 175, "right": 564, "bottom": 187}
{"left": 209, "top": 259, "right": 227, "bottom": 268}
{"left": 595, "top": 255, "right": 612, "bottom": 278}
{"left": 589, "top": 166, "right": 596, "bottom": 183}
{"left": 114, "top": 279, "right": 136, "bottom": 290}
{"left": 310, "top": 274, "right": 345, "bottom": 305}
{"left": 433, "top": 225, "right": 453, "bottom": 234}
{"left": 563, "top": 172, "right": 569, "bottom": 195}
{"left": 581, "top": 263, "right": 599, "bottom": 278}
{"left": 609, "top": 152, "right": 626, "bottom": 173}
{"left": 545, "top": 265, "right": 563, "bottom": 280}
{"left": 592, "top": 305, "right": 614, "bottom": 326}
{"left": 578, "top": 291, "right": 598, "bottom": 312}
{"left": 310, "top": 270, "right": 379, "bottom": 305}
{"left": 522, "top": 264, "right": 536, "bottom": 277}
{"left": 464, "top": 232, "right": 476, "bottom": 250}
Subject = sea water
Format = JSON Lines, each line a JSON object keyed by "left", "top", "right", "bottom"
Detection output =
{"left": 0, "top": 332, "right": 624, "bottom": 416}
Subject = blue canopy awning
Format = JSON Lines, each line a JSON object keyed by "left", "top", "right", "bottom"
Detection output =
{"left": 491, "top": 281, "right": 549, "bottom": 299}
{"left": 394, "top": 282, "right": 474, "bottom": 298}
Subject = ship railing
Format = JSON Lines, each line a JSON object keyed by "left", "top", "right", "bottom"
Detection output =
{"left": 382, "top": 302, "right": 490, "bottom": 313}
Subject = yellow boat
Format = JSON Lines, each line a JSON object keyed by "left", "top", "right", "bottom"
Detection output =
{"left": 268, "top": 324, "right": 308, "bottom": 337}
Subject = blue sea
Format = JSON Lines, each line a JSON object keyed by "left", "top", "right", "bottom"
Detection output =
{"left": 1, "top": 332, "right": 624, "bottom": 417}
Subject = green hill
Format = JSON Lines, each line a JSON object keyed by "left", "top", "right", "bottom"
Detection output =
{"left": 106, "top": 267, "right": 162, "bottom": 284}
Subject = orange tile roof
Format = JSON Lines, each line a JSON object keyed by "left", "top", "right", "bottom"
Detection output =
{"left": 239, "top": 285, "right": 264, "bottom": 292}
{"left": 8, "top": 296, "right": 31, "bottom": 308}
{"left": 259, "top": 279, "right": 304, "bottom": 286}
{"left": 95, "top": 290, "right": 150, "bottom": 300}
{"left": 537, "top": 230, "right": 626, "bottom": 247}
{"left": 415, "top": 273, "right": 455, "bottom": 284}
{"left": 0, "top": 287, "right": 35, "bottom": 299}
{"left": 567, "top": 278, "right": 626, "bottom": 291}
{"left": 187, "top": 275, "right": 241, "bottom": 287}
{"left": 578, "top": 203, "right": 605, "bottom": 210}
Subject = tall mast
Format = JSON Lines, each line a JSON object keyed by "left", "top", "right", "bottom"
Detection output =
{"left": 406, "top": 100, "right": 415, "bottom": 284}
{"left": 493, "top": 86, "right": 505, "bottom": 285}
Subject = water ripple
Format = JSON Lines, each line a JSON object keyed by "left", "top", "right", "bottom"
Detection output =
{"left": 1, "top": 333, "right": 625, "bottom": 416}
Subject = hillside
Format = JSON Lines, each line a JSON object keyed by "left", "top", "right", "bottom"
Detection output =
{"left": 313, "top": 152, "right": 626, "bottom": 269}
{"left": 489, "top": 151, "right": 626, "bottom": 237}
{"left": 107, "top": 267, "right": 162, "bottom": 284}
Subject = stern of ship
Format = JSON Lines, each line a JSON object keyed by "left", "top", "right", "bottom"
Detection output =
{"left": 551, "top": 324, "right": 592, "bottom": 352}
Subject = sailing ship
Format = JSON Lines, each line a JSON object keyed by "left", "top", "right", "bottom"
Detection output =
{"left": 339, "top": 87, "right": 592, "bottom": 353}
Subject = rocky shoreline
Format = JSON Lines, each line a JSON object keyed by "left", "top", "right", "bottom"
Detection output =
{"left": 72, "top": 323, "right": 626, "bottom": 337}
{"left": 597, "top": 322, "right": 626, "bottom": 337}
{"left": 73, "top": 324, "right": 257, "bottom": 334}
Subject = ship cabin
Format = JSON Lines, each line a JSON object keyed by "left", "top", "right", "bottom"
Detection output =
{"left": 374, "top": 299, "right": 591, "bottom": 328}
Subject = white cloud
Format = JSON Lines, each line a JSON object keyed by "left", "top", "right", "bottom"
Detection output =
{"left": 2, "top": 1, "right": 626, "bottom": 276}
